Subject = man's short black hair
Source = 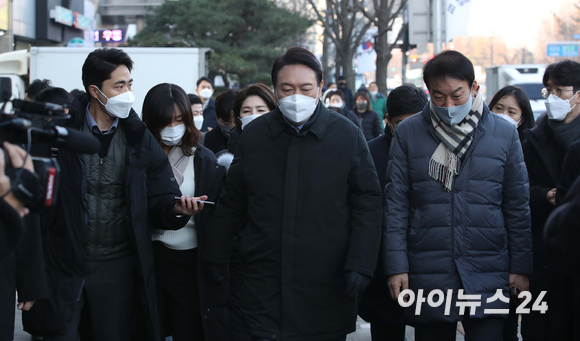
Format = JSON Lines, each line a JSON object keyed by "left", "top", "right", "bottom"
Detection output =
{"left": 26, "top": 79, "right": 51, "bottom": 100}
{"left": 215, "top": 89, "right": 238, "bottom": 122}
{"left": 70, "top": 89, "right": 85, "bottom": 98}
{"left": 337, "top": 75, "right": 346, "bottom": 82}
{"left": 271, "top": 47, "right": 323, "bottom": 88}
{"left": 197, "top": 77, "right": 213, "bottom": 88}
{"left": 423, "top": 50, "right": 475, "bottom": 91}
{"left": 387, "top": 84, "right": 428, "bottom": 118}
{"left": 543, "top": 60, "right": 580, "bottom": 92}
{"left": 35, "top": 87, "right": 74, "bottom": 108}
{"left": 188, "top": 94, "right": 203, "bottom": 106}
{"left": 82, "top": 48, "right": 133, "bottom": 94}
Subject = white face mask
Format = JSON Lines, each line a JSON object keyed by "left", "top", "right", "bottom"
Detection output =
{"left": 240, "top": 114, "right": 262, "bottom": 130}
{"left": 493, "top": 112, "right": 518, "bottom": 127}
{"left": 199, "top": 88, "right": 213, "bottom": 100}
{"left": 370, "top": 90, "right": 378, "bottom": 97}
{"left": 160, "top": 124, "right": 186, "bottom": 146}
{"left": 277, "top": 88, "right": 319, "bottom": 124}
{"left": 332, "top": 101, "right": 345, "bottom": 108}
{"left": 193, "top": 115, "right": 204, "bottom": 130}
{"left": 545, "top": 92, "right": 579, "bottom": 121}
{"left": 95, "top": 87, "right": 135, "bottom": 119}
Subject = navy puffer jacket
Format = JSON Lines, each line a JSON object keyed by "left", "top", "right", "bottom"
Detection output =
{"left": 384, "top": 103, "right": 533, "bottom": 323}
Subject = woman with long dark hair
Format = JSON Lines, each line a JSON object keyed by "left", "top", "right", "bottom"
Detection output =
{"left": 142, "top": 83, "right": 226, "bottom": 341}
{"left": 489, "top": 85, "right": 536, "bottom": 143}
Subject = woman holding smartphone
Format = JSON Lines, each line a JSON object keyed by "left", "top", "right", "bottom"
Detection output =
{"left": 142, "top": 83, "right": 227, "bottom": 341}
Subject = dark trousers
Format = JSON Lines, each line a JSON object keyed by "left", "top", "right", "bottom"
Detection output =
{"left": 370, "top": 322, "right": 406, "bottom": 341}
{"left": 44, "top": 254, "right": 135, "bottom": 341}
{"left": 153, "top": 242, "right": 203, "bottom": 341}
{"left": 253, "top": 337, "right": 346, "bottom": 341}
{"left": 415, "top": 317, "right": 504, "bottom": 341}
{"left": 521, "top": 268, "right": 549, "bottom": 341}
{"left": 502, "top": 301, "right": 519, "bottom": 341}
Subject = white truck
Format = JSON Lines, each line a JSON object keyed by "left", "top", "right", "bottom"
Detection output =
{"left": 486, "top": 64, "right": 547, "bottom": 120}
{"left": 0, "top": 47, "right": 211, "bottom": 115}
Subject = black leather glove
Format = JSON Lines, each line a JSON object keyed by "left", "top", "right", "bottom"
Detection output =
{"left": 345, "top": 271, "right": 371, "bottom": 298}
{"left": 206, "top": 262, "right": 230, "bottom": 283}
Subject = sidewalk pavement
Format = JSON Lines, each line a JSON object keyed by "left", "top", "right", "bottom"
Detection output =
{"left": 14, "top": 307, "right": 466, "bottom": 341}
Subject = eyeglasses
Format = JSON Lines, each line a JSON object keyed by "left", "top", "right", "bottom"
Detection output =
{"left": 542, "top": 87, "right": 575, "bottom": 99}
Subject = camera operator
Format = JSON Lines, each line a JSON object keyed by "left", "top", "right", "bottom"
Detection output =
{"left": 0, "top": 141, "right": 49, "bottom": 341}
{"left": 0, "top": 142, "right": 33, "bottom": 219}
{"left": 23, "top": 48, "right": 200, "bottom": 341}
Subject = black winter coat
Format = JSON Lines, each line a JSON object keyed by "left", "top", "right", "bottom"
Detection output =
{"left": 358, "top": 125, "right": 405, "bottom": 326}
{"left": 367, "top": 126, "right": 393, "bottom": 191}
{"left": 203, "top": 104, "right": 383, "bottom": 341}
{"left": 190, "top": 146, "right": 229, "bottom": 341}
{"left": 557, "top": 139, "right": 580, "bottom": 203}
{"left": 23, "top": 94, "right": 189, "bottom": 340}
{"left": 385, "top": 104, "right": 533, "bottom": 322}
{"left": 0, "top": 213, "right": 48, "bottom": 340}
{"left": 522, "top": 115, "right": 568, "bottom": 270}
{"left": 357, "top": 109, "right": 382, "bottom": 141}
{"left": 201, "top": 98, "right": 217, "bottom": 132}
{"left": 0, "top": 199, "right": 22, "bottom": 262}
{"left": 203, "top": 124, "right": 229, "bottom": 154}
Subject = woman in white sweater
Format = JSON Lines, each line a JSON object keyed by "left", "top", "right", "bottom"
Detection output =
{"left": 142, "top": 83, "right": 226, "bottom": 341}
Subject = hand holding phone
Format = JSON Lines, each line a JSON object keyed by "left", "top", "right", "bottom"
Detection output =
{"left": 174, "top": 196, "right": 214, "bottom": 205}
{"left": 173, "top": 195, "right": 210, "bottom": 216}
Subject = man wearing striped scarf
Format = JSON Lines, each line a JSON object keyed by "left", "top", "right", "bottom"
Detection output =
{"left": 383, "top": 51, "right": 533, "bottom": 341}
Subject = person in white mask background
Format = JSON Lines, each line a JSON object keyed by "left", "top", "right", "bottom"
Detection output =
{"left": 488, "top": 85, "right": 536, "bottom": 144}
{"left": 25, "top": 48, "right": 200, "bottom": 341}
{"left": 141, "top": 83, "right": 227, "bottom": 341}
{"left": 225, "top": 83, "right": 277, "bottom": 155}
{"left": 326, "top": 89, "right": 361, "bottom": 127}
{"left": 203, "top": 46, "right": 382, "bottom": 341}
{"left": 196, "top": 77, "right": 217, "bottom": 132}
{"left": 521, "top": 60, "right": 580, "bottom": 341}
{"left": 187, "top": 93, "right": 205, "bottom": 131}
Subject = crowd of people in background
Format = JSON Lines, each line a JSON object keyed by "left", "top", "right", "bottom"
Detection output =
{"left": 1, "top": 45, "right": 579, "bottom": 341}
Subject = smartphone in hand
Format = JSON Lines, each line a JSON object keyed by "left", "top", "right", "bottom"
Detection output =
{"left": 174, "top": 196, "right": 215, "bottom": 205}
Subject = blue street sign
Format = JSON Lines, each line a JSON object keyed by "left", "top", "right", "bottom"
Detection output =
{"left": 574, "top": 34, "right": 580, "bottom": 40}
{"left": 547, "top": 44, "right": 579, "bottom": 57}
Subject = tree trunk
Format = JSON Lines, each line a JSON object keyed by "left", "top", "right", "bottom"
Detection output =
{"left": 322, "top": 28, "right": 331, "bottom": 84}
{"left": 342, "top": 49, "right": 356, "bottom": 92}
{"left": 335, "top": 52, "right": 342, "bottom": 82}
{"left": 374, "top": 26, "right": 389, "bottom": 94}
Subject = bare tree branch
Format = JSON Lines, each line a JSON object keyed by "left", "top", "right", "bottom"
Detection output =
{"left": 352, "top": 20, "right": 373, "bottom": 56}
{"left": 356, "top": 0, "right": 378, "bottom": 26}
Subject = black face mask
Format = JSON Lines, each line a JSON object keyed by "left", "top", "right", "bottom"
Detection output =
{"left": 356, "top": 102, "right": 368, "bottom": 110}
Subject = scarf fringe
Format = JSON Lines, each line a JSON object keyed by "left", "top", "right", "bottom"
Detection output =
{"left": 428, "top": 146, "right": 461, "bottom": 192}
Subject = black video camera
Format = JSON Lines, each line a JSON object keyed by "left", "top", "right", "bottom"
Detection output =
{"left": 0, "top": 86, "right": 99, "bottom": 211}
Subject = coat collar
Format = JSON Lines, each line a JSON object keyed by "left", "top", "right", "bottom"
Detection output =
{"left": 68, "top": 93, "right": 146, "bottom": 150}
{"left": 269, "top": 103, "right": 328, "bottom": 140}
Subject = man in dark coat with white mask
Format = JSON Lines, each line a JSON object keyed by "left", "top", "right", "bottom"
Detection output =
{"left": 203, "top": 47, "right": 383, "bottom": 341}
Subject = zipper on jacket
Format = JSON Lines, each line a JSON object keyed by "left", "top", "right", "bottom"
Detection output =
{"left": 94, "top": 158, "right": 103, "bottom": 261}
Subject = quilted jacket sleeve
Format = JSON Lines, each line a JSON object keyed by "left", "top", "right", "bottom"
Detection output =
{"left": 502, "top": 130, "right": 534, "bottom": 274}
{"left": 383, "top": 129, "right": 411, "bottom": 276}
